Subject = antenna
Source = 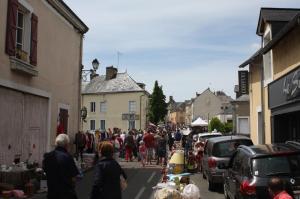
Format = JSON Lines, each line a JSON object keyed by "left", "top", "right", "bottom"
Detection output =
{"left": 117, "top": 51, "right": 122, "bottom": 69}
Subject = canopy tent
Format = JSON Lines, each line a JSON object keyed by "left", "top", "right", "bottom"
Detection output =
{"left": 191, "top": 117, "right": 208, "bottom": 127}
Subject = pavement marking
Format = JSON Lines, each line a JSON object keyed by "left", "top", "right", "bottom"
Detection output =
{"left": 147, "top": 171, "right": 156, "bottom": 183}
{"left": 134, "top": 186, "right": 146, "bottom": 199}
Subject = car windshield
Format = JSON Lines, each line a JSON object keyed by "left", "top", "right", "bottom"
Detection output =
{"left": 252, "top": 154, "right": 300, "bottom": 177}
{"left": 200, "top": 135, "right": 222, "bottom": 140}
{"left": 212, "top": 139, "right": 253, "bottom": 157}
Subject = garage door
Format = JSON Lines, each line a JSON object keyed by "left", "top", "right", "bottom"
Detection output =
{"left": 238, "top": 117, "right": 250, "bottom": 135}
{"left": 0, "top": 87, "right": 48, "bottom": 165}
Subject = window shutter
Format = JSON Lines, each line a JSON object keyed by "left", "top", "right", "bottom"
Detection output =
{"left": 30, "top": 13, "right": 38, "bottom": 66}
{"left": 5, "top": 0, "right": 18, "bottom": 56}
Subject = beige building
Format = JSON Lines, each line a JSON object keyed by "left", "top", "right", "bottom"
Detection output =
{"left": 167, "top": 96, "right": 186, "bottom": 126}
{"left": 231, "top": 95, "right": 250, "bottom": 136}
{"left": 0, "top": 0, "right": 88, "bottom": 164}
{"left": 193, "top": 88, "right": 233, "bottom": 123}
{"left": 82, "top": 67, "right": 149, "bottom": 132}
{"left": 239, "top": 8, "right": 300, "bottom": 144}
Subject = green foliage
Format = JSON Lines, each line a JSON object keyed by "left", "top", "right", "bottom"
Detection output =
{"left": 224, "top": 122, "right": 233, "bottom": 134}
{"left": 208, "top": 117, "right": 225, "bottom": 132}
{"left": 148, "top": 81, "right": 168, "bottom": 125}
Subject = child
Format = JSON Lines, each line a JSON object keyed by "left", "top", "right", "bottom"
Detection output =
{"left": 139, "top": 141, "right": 147, "bottom": 167}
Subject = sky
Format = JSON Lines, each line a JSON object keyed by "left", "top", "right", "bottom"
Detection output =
{"left": 64, "top": 0, "right": 300, "bottom": 102}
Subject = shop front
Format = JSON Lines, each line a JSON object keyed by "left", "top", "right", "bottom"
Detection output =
{"left": 269, "top": 66, "right": 300, "bottom": 142}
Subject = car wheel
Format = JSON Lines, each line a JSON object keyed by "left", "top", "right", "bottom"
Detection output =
{"left": 224, "top": 184, "right": 230, "bottom": 199}
{"left": 208, "top": 179, "right": 215, "bottom": 191}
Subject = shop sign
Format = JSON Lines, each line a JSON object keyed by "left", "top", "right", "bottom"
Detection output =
{"left": 122, "top": 113, "right": 140, "bottom": 120}
{"left": 283, "top": 69, "right": 300, "bottom": 100}
{"left": 269, "top": 66, "right": 300, "bottom": 109}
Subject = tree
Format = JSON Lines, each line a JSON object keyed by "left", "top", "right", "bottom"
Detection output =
{"left": 224, "top": 122, "right": 233, "bottom": 134}
{"left": 208, "top": 117, "right": 225, "bottom": 132}
{"left": 148, "top": 81, "right": 168, "bottom": 124}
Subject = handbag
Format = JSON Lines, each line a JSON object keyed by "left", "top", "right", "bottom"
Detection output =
{"left": 120, "top": 175, "right": 127, "bottom": 191}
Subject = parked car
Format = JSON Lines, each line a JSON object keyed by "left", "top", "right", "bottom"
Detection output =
{"left": 202, "top": 135, "right": 253, "bottom": 190}
{"left": 197, "top": 132, "right": 222, "bottom": 143}
{"left": 223, "top": 141, "right": 300, "bottom": 199}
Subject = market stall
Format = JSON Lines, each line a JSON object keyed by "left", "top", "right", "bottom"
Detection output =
{"left": 153, "top": 150, "right": 201, "bottom": 199}
{"left": 191, "top": 117, "right": 208, "bottom": 134}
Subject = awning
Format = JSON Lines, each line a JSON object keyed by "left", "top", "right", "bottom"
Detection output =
{"left": 191, "top": 117, "right": 208, "bottom": 127}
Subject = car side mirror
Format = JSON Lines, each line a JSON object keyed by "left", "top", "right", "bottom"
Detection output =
{"left": 218, "top": 163, "right": 228, "bottom": 169}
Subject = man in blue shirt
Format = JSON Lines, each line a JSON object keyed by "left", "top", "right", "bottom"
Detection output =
{"left": 43, "top": 134, "right": 79, "bottom": 199}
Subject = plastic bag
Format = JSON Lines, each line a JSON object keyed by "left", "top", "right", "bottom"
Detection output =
{"left": 154, "top": 188, "right": 182, "bottom": 199}
{"left": 182, "top": 184, "right": 201, "bottom": 199}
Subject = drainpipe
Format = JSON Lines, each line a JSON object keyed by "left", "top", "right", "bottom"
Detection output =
{"left": 260, "top": 35, "right": 266, "bottom": 144}
{"left": 140, "top": 93, "right": 145, "bottom": 130}
{"left": 78, "top": 35, "right": 83, "bottom": 132}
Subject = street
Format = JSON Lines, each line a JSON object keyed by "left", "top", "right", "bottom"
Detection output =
{"left": 31, "top": 159, "right": 223, "bottom": 199}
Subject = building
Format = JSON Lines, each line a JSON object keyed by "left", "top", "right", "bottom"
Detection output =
{"left": 167, "top": 96, "right": 186, "bottom": 126}
{"left": 192, "top": 88, "right": 233, "bottom": 123}
{"left": 82, "top": 67, "right": 149, "bottom": 132}
{"left": 184, "top": 99, "right": 194, "bottom": 125}
{"left": 231, "top": 94, "right": 250, "bottom": 136}
{"left": 239, "top": 8, "right": 300, "bottom": 143}
{"left": 0, "top": 0, "right": 88, "bottom": 164}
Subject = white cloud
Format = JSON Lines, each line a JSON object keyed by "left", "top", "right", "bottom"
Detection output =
{"left": 64, "top": 0, "right": 300, "bottom": 101}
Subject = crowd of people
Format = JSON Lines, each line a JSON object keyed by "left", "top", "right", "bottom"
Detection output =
{"left": 43, "top": 127, "right": 293, "bottom": 199}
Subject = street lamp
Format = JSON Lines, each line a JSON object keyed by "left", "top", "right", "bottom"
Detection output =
{"left": 81, "top": 58, "right": 100, "bottom": 82}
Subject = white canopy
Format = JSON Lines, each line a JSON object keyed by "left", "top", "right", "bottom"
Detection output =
{"left": 191, "top": 117, "right": 208, "bottom": 127}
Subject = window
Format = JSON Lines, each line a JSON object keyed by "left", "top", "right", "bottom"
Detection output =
{"left": 232, "top": 151, "right": 243, "bottom": 172}
{"left": 100, "top": 120, "right": 105, "bottom": 131}
{"left": 212, "top": 140, "right": 253, "bottom": 157}
{"left": 90, "top": 102, "right": 96, "bottom": 112}
{"left": 100, "top": 102, "right": 107, "bottom": 113}
{"left": 129, "top": 101, "right": 136, "bottom": 113}
{"left": 5, "top": 0, "right": 38, "bottom": 72}
{"left": 90, "top": 120, "right": 95, "bottom": 130}
{"left": 263, "top": 32, "right": 273, "bottom": 85}
{"left": 252, "top": 154, "right": 300, "bottom": 177}
{"left": 16, "top": 11, "right": 24, "bottom": 51}
{"left": 129, "top": 120, "right": 135, "bottom": 130}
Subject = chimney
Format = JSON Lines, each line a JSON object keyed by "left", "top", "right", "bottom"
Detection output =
{"left": 137, "top": 83, "right": 145, "bottom": 90}
{"left": 169, "top": 96, "right": 174, "bottom": 102}
{"left": 106, "top": 66, "right": 118, "bottom": 80}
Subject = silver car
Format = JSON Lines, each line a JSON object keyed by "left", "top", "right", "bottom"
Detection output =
{"left": 202, "top": 135, "right": 253, "bottom": 191}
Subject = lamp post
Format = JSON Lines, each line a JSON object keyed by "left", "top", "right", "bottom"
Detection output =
{"left": 81, "top": 58, "right": 100, "bottom": 82}
{"left": 80, "top": 59, "right": 100, "bottom": 130}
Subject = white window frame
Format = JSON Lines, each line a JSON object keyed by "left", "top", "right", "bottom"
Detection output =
{"left": 16, "top": 1, "right": 32, "bottom": 61}
{"left": 90, "top": 102, "right": 96, "bottom": 112}
{"left": 100, "top": 120, "right": 105, "bottom": 131}
{"left": 129, "top": 101, "right": 136, "bottom": 113}
{"left": 90, "top": 120, "right": 95, "bottom": 130}
{"left": 263, "top": 26, "right": 273, "bottom": 86}
{"left": 100, "top": 102, "right": 107, "bottom": 113}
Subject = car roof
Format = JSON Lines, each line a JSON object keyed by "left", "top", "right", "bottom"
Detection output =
{"left": 198, "top": 132, "right": 222, "bottom": 137}
{"left": 207, "top": 135, "right": 251, "bottom": 143}
{"left": 239, "top": 143, "right": 300, "bottom": 157}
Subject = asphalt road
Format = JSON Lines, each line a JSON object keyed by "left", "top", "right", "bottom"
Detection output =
{"left": 30, "top": 160, "right": 223, "bottom": 199}
{"left": 190, "top": 172, "right": 224, "bottom": 199}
